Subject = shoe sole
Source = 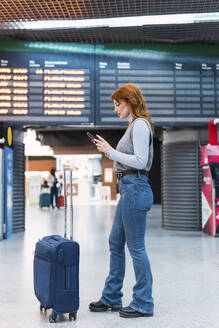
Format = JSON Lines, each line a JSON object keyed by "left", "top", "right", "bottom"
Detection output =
{"left": 119, "top": 312, "right": 153, "bottom": 318}
{"left": 89, "top": 305, "right": 121, "bottom": 312}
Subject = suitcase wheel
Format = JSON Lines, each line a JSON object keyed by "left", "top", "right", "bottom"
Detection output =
{"left": 69, "top": 313, "right": 77, "bottom": 321}
{"left": 40, "top": 304, "right": 47, "bottom": 311}
{"left": 49, "top": 312, "right": 57, "bottom": 323}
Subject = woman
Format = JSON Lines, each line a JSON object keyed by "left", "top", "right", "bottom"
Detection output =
{"left": 48, "top": 167, "right": 59, "bottom": 209}
{"left": 89, "top": 84, "right": 154, "bottom": 318}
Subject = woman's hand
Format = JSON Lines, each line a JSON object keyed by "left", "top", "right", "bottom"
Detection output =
{"left": 94, "top": 135, "right": 113, "bottom": 155}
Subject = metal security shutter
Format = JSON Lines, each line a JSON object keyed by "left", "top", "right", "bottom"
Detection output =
{"left": 13, "top": 142, "right": 25, "bottom": 233}
{"left": 162, "top": 142, "right": 201, "bottom": 231}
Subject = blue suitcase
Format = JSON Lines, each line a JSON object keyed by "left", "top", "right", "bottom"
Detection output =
{"left": 34, "top": 169, "right": 79, "bottom": 323}
{"left": 39, "top": 192, "right": 51, "bottom": 208}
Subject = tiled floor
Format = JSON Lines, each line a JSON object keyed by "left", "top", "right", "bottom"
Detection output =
{"left": 0, "top": 203, "right": 219, "bottom": 328}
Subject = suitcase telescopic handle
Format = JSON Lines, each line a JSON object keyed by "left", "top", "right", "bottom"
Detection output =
{"left": 64, "top": 169, "right": 67, "bottom": 238}
{"left": 63, "top": 168, "right": 74, "bottom": 240}
{"left": 70, "top": 169, "right": 73, "bottom": 241}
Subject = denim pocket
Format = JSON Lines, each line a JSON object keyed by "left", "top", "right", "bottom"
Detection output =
{"left": 135, "top": 189, "right": 153, "bottom": 211}
{"left": 137, "top": 183, "right": 148, "bottom": 191}
{"left": 120, "top": 175, "right": 135, "bottom": 185}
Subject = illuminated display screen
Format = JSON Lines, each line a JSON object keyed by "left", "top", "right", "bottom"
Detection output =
{"left": 95, "top": 46, "right": 219, "bottom": 126}
{"left": 0, "top": 51, "right": 94, "bottom": 125}
{"left": 1, "top": 45, "right": 219, "bottom": 127}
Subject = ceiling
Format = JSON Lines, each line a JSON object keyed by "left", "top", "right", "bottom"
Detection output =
{"left": 0, "top": 0, "right": 218, "bottom": 44}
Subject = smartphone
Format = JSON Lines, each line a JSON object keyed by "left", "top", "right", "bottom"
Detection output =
{"left": 87, "top": 131, "right": 96, "bottom": 143}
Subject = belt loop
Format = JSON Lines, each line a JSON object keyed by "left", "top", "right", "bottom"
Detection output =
{"left": 137, "top": 170, "right": 140, "bottom": 178}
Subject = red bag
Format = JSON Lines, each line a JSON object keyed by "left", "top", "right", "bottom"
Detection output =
{"left": 58, "top": 196, "right": 64, "bottom": 207}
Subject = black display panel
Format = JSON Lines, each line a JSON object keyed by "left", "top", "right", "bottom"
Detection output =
{"left": 1, "top": 43, "right": 219, "bottom": 127}
{"left": 0, "top": 50, "right": 94, "bottom": 125}
{"left": 95, "top": 47, "right": 219, "bottom": 126}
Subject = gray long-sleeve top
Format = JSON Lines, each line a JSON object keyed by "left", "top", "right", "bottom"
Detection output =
{"left": 107, "top": 118, "right": 153, "bottom": 173}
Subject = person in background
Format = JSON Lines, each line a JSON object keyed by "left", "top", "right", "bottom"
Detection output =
{"left": 58, "top": 174, "right": 64, "bottom": 196}
{"left": 89, "top": 84, "right": 154, "bottom": 319}
{"left": 40, "top": 179, "right": 49, "bottom": 191}
{"left": 48, "top": 167, "right": 59, "bottom": 209}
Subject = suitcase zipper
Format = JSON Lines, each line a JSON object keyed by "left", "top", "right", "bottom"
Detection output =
{"left": 65, "top": 267, "right": 71, "bottom": 290}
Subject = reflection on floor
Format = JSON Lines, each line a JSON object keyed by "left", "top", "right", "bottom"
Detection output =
{"left": 0, "top": 204, "right": 219, "bottom": 328}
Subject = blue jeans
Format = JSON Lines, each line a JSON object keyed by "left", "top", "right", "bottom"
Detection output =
{"left": 50, "top": 186, "right": 58, "bottom": 207}
{"left": 101, "top": 173, "right": 154, "bottom": 314}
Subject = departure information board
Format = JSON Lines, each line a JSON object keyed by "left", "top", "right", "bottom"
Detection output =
{"left": 95, "top": 47, "right": 219, "bottom": 126}
{"left": 1, "top": 43, "right": 219, "bottom": 127}
{"left": 0, "top": 50, "right": 94, "bottom": 125}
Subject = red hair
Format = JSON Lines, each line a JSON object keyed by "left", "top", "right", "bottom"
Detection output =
{"left": 111, "top": 83, "right": 154, "bottom": 134}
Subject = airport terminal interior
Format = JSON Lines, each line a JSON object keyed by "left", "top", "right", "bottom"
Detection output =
{"left": 0, "top": 1, "right": 219, "bottom": 327}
